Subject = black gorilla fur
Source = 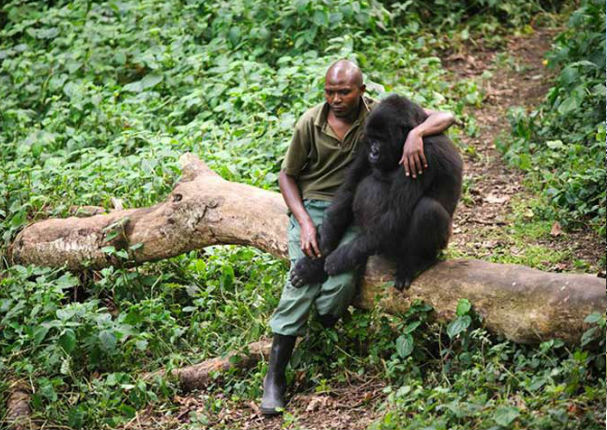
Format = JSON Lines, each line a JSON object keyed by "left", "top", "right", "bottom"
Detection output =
{"left": 290, "top": 94, "right": 463, "bottom": 290}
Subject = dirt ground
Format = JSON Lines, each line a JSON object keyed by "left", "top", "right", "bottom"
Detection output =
{"left": 445, "top": 28, "right": 604, "bottom": 273}
{"left": 124, "top": 27, "right": 605, "bottom": 430}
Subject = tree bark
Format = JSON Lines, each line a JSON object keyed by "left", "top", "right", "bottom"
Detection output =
{"left": 9, "top": 154, "right": 605, "bottom": 344}
{"left": 4, "top": 381, "right": 31, "bottom": 430}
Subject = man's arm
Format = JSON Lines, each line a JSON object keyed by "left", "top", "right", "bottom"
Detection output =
{"left": 400, "top": 108, "right": 455, "bottom": 178}
{"left": 278, "top": 171, "right": 321, "bottom": 258}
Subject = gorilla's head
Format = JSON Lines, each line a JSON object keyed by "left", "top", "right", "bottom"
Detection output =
{"left": 364, "top": 95, "right": 428, "bottom": 171}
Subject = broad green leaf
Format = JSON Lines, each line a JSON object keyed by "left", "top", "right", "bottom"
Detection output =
{"left": 135, "top": 340, "right": 148, "bottom": 351}
{"left": 455, "top": 298, "right": 471, "bottom": 316}
{"left": 493, "top": 406, "right": 520, "bottom": 427}
{"left": 59, "top": 329, "right": 76, "bottom": 353}
{"left": 518, "top": 153, "right": 531, "bottom": 170}
{"left": 447, "top": 315, "right": 471, "bottom": 339}
{"left": 101, "top": 246, "right": 116, "bottom": 255}
{"left": 546, "top": 140, "right": 564, "bottom": 150}
{"left": 140, "top": 73, "right": 163, "bottom": 90}
{"left": 33, "top": 325, "right": 50, "bottom": 345}
{"left": 39, "top": 378, "right": 58, "bottom": 402}
{"left": 56, "top": 308, "right": 75, "bottom": 321}
{"left": 584, "top": 312, "right": 603, "bottom": 323}
{"left": 403, "top": 321, "right": 421, "bottom": 334}
{"left": 99, "top": 330, "right": 117, "bottom": 352}
{"left": 56, "top": 273, "right": 79, "bottom": 290}
{"left": 557, "top": 95, "right": 581, "bottom": 115}
{"left": 395, "top": 334, "right": 414, "bottom": 358}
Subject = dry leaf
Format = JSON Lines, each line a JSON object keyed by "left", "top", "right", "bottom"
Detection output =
{"left": 305, "top": 396, "right": 330, "bottom": 412}
{"left": 550, "top": 221, "right": 563, "bottom": 237}
{"left": 484, "top": 194, "right": 510, "bottom": 204}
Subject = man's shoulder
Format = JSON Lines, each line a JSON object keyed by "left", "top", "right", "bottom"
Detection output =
{"left": 295, "top": 102, "right": 326, "bottom": 128}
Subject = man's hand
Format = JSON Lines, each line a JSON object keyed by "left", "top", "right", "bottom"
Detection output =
{"left": 399, "top": 128, "right": 427, "bottom": 179}
{"left": 300, "top": 219, "right": 322, "bottom": 258}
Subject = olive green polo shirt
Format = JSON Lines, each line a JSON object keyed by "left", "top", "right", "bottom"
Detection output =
{"left": 281, "top": 97, "right": 376, "bottom": 201}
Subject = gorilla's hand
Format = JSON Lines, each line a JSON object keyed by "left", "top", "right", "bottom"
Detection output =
{"left": 324, "top": 246, "right": 355, "bottom": 276}
{"left": 290, "top": 256, "right": 327, "bottom": 288}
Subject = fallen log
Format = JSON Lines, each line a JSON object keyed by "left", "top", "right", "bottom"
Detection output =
{"left": 9, "top": 153, "right": 605, "bottom": 344}
{"left": 4, "top": 381, "right": 31, "bottom": 430}
{"left": 144, "top": 340, "right": 272, "bottom": 392}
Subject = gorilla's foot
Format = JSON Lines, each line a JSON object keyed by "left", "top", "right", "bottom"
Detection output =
{"left": 290, "top": 256, "right": 327, "bottom": 288}
{"left": 324, "top": 247, "right": 353, "bottom": 276}
{"left": 394, "top": 258, "right": 439, "bottom": 291}
{"left": 394, "top": 275, "right": 413, "bottom": 291}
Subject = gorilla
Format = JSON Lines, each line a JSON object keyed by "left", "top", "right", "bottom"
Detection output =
{"left": 290, "top": 94, "right": 463, "bottom": 290}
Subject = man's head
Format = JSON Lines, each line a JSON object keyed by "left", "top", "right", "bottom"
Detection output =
{"left": 324, "top": 59, "right": 365, "bottom": 120}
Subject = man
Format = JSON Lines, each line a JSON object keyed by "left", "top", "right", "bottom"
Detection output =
{"left": 260, "top": 59, "right": 454, "bottom": 415}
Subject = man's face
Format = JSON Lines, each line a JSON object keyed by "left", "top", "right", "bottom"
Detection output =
{"left": 324, "top": 75, "right": 364, "bottom": 119}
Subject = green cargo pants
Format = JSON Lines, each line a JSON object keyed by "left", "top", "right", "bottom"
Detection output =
{"left": 270, "top": 200, "right": 360, "bottom": 336}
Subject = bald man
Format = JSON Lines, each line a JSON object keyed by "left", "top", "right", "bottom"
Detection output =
{"left": 260, "top": 60, "right": 454, "bottom": 415}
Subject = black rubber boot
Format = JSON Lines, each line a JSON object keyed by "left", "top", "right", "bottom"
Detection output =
{"left": 260, "top": 334, "right": 297, "bottom": 416}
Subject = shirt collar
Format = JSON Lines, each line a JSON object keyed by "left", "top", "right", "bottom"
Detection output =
{"left": 314, "top": 96, "right": 372, "bottom": 129}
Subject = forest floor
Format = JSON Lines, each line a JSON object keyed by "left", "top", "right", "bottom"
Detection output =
{"left": 445, "top": 27, "right": 604, "bottom": 275}
{"left": 124, "top": 26, "right": 604, "bottom": 430}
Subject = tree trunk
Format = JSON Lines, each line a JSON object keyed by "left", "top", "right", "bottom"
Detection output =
{"left": 9, "top": 154, "right": 605, "bottom": 344}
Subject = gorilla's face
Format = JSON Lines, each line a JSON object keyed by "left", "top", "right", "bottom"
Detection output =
{"left": 365, "top": 127, "right": 405, "bottom": 171}
{"left": 364, "top": 95, "right": 422, "bottom": 172}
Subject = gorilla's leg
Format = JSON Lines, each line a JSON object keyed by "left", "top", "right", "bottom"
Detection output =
{"left": 394, "top": 197, "right": 451, "bottom": 290}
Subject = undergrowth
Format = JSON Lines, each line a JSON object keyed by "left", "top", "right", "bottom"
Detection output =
{"left": 498, "top": 0, "right": 606, "bottom": 235}
{"left": 0, "top": 0, "right": 603, "bottom": 429}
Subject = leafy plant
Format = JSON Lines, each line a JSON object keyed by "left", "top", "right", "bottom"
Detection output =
{"left": 498, "top": 0, "right": 606, "bottom": 234}
{"left": 0, "top": 0, "right": 603, "bottom": 428}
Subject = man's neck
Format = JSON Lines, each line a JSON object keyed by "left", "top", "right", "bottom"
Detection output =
{"left": 328, "top": 100, "right": 361, "bottom": 126}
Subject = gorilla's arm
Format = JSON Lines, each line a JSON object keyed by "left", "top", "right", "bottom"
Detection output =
{"left": 318, "top": 150, "right": 370, "bottom": 255}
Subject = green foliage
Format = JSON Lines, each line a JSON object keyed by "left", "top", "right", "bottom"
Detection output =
{"left": 371, "top": 307, "right": 605, "bottom": 430}
{"left": 0, "top": 0, "right": 603, "bottom": 428}
{"left": 0, "top": 0, "right": 480, "bottom": 248}
{"left": 0, "top": 0, "right": 480, "bottom": 425}
{"left": 498, "top": 0, "right": 606, "bottom": 234}
{"left": 0, "top": 247, "right": 283, "bottom": 426}
{"left": 387, "top": 0, "right": 562, "bottom": 29}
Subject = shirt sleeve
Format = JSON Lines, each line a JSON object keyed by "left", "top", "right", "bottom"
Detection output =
{"left": 281, "top": 117, "right": 311, "bottom": 177}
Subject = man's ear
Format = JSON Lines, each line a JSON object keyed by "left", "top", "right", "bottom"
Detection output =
{"left": 359, "top": 84, "right": 366, "bottom": 94}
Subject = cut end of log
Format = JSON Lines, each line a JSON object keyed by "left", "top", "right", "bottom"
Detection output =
{"left": 179, "top": 152, "right": 220, "bottom": 182}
